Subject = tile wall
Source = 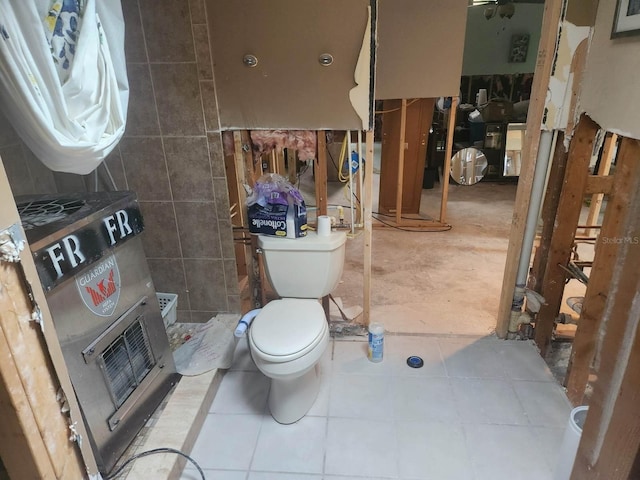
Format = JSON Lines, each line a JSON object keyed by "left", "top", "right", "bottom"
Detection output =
{"left": 0, "top": 0, "right": 239, "bottom": 321}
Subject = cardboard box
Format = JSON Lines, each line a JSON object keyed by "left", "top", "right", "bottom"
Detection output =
{"left": 248, "top": 202, "right": 307, "bottom": 238}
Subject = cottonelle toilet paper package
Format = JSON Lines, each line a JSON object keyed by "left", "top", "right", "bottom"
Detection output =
{"left": 247, "top": 173, "right": 308, "bottom": 238}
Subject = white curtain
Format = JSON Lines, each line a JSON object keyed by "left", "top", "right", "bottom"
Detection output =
{"left": 0, "top": 0, "right": 128, "bottom": 175}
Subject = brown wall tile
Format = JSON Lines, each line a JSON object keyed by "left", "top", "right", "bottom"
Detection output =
{"left": 122, "top": 0, "right": 147, "bottom": 63}
{"left": 224, "top": 258, "right": 239, "bottom": 296}
{"left": 217, "top": 218, "right": 235, "bottom": 259}
{"left": 164, "top": 137, "right": 213, "bottom": 201}
{"left": 212, "top": 177, "right": 230, "bottom": 216}
{"left": 177, "top": 310, "right": 192, "bottom": 323}
{"left": 151, "top": 63, "right": 205, "bottom": 136}
{"left": 173, "top": 201, "right": 221, "bottom": 258}
{"left": 100, "top": 148, "right": 129, "bottom": 191}
{"left": 139, "top": 201, "right": 182, "bottom": 258}
{"left": 139, "top": 0, "right": 195, "bottom": 62}
{"left": 24, "top": 149, "right": 57, "bottom": 194}
{"left": 147, "top": 258, "right": 191, "bottom": 310}
{"left": 190, "top": 311, "right": 214, "bottom": 323}
{"left": 125, "top": 64, "right": 160, "bottom": 137}
{"left": 184, "top": 258, "right": 227, "bottom": 311}
{"left": 0, "top": 111, "right": 20, "bottom": 148}
{"left": 193, "top": 25, "right": 213, "bottom": 81}
{"left": 207, "top": 132, "right": 226, "bottom": 177}
{"left": 189, "top": 0, "right": 206, "bottom": 24}
{"left": 200, "top": 81, "right": 219, "bottom": 132}
{"left": 227, "top": 295, "right": 241, "bottom": 313}
{"left": 53, "top": 172, "right": 88, "bottom": 193}
{"left": 1, "top": 145, "right": 33, "bottom": 195}
{"left": 121, "top": 137, "right": 171, "bottom": 201}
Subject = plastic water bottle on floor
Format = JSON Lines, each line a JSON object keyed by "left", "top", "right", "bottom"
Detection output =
{"left": 368, "top": 322, "right": 384, "bottom": 362}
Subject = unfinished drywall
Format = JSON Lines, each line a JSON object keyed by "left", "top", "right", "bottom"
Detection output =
{"left": 376, "top": 0, "right": 467, "bottom": 99}
{"left": 462, "top": 4, "right": 543, "bottom": 76}
{"left": 544, "top": 21, "right": 591, "bottom": 130}
{"left": 580, "top": 0, "right": 640, "bottom": 139}
{"left": 207, "top": 0, "right": 369, "bottom": 130}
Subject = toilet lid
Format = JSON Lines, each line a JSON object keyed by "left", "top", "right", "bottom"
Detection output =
{"left": 250, "top": 299, "right": 326, "bottom": 358}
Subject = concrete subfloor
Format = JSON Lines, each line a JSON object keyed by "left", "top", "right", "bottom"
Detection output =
{"left": 300, "top": 168, "right": 518, "bottom": 336}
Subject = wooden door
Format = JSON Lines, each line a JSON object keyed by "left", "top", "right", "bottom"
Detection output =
{"left": 378, "top": 98, "right": 435, "bottom": 214}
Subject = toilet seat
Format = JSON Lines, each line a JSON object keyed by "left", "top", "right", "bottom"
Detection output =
{"left": 250, "top": 299, "right": 327, "bottom": 363}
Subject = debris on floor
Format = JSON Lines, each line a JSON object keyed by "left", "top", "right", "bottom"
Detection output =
{"left": 168, "top": 314, "right": 239, "bottom": 376}
{"left": 328, "top": 296, "right": 367, "bottom": 337}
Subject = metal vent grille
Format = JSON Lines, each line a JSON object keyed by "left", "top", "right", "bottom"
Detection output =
{"left": 16, "top": 198, "right": 86, "bottom": 230}
{"left": 101, "top": 319, "right": 155, "bottom": 408}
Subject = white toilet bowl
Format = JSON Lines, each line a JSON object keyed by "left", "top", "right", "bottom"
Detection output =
{"left": 248, "top": 298, "right": 329, "bottom": 424}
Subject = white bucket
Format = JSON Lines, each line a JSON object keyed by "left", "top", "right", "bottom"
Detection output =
{"left": 554, "top": 406, "right": 588, "bottom": 480}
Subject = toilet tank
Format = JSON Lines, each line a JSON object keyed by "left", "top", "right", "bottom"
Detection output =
{"left": 258, "top": 231, "right": 347, "bottom": 298}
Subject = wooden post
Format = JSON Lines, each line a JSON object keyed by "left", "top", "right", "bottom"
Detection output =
{"left": 395, "top": 99, "right": 407, "bottom": 225}
{"left": 0, "top": 262, "right": 86, "bottom": 479}
{"left": 496, "top": 0, "right": 564, "bottom": 338}
{"left": 287, "top": 149, "right": 298, "bottom": 185}
{"left": 529, "top": 131, "right": 568, "bottom": 292}
{"left": 534, "top": 115, "right": 599, "bottom": 356}
{"left": 439, "top": 96, "right": 458, "bottom": 223}
{"left": 571, "top": 168, "right": 640, "bottom": 479}
{"left": 363, "top": 130, "right": 375, "bottom": 326}
{"left": 315, "top": 131, "right": 330, "bottom": 318}
{"left": 585, "top": 133, "right": 617, "bottom": 236}
{"left": 564, "top": 137, "right": 640, "bottom": 405}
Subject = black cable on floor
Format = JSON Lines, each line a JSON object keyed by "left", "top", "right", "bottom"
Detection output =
{"left": 105, "top": 447, "right": 205, "bottom": 480}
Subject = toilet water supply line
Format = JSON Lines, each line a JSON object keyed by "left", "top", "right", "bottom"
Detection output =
{"left": 508, "top": 130, "right": 556, "bottom": 338}
{"left": 234, "top": 309, "right": 262, "bottom": 337}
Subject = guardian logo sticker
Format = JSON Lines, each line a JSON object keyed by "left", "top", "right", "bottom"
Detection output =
{"left": 76, "top": 255, "right": 121, "bottom": 317}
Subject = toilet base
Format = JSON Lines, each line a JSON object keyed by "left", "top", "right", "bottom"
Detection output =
{"left": 268, "top": 364, "right": 320, "bottom": 424}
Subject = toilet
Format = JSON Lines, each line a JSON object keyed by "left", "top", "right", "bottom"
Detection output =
{"left": 248, "top": 230, "right": 347, "bottom": 424}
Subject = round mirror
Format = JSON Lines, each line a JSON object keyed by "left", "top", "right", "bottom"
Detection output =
{"left": 450, "top": 148, "right": 488, "bottom": 186}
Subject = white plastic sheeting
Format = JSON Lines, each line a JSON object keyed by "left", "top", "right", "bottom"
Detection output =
{"left": 0, "top": 0, "right": 128, "bottom": 175}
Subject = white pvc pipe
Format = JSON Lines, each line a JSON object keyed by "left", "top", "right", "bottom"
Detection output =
{"left": 234, "top": 308, "right": 262, "bottom": 337}
{"left": 515, "top": 130, "right": 556, "bottom": 289}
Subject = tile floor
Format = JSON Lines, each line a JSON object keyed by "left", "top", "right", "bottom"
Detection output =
{"left": 182, "top": 335, "right": 572, "bottom": 480}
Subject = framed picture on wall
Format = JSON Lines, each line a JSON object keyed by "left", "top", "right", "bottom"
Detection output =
{"left": 612, "top": 0, "right": 640, "bottom": 38}
{"left": 508, "top": 34, "right": 529, "bottom": 63}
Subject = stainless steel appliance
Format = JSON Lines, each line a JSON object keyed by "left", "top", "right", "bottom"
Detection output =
{"left": 15, "top": 191, "right": 179, "bottom": 475}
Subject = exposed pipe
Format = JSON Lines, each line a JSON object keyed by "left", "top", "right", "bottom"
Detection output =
{"left": 347, "top": 130, "right": 355, "bottom": 234}
{"left": 234, "top": 308, "right": 262, "bottom": 337}
{"left": 357, "top": 129, "right": 364, "bottom": 224}
{"left": 508, "top": 130, "right": 556, "bottom": 337}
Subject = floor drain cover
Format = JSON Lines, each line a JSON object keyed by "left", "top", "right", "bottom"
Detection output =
{"left": 406, "top": 356, "right": 424, "bottom": 368}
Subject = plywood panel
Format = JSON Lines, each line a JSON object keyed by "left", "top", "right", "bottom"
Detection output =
{"left": 376, "top": 0, "right": 467, "bottom": 99}
{"left": 207, "top": 0, "right": 370, "bottom": 130}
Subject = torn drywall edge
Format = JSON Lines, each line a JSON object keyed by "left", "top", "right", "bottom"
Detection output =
{"left": 0, "top": 223, "right": 25, "bottom": 262}
{"left": 349, "top": 5, "right": 372, "bottom": 131}
{"left": 544, "top": 21, "right": 592, "bottom": 130}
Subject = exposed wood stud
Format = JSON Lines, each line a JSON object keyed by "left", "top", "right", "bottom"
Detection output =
{"left": 496, "top": 0, "right": 564, "bottom": 338}
{"left": 439, "top": 96, "right": 458, "bottom": 223}
{"left": 565, "top": 137, "right": 640, "bottom": 405}
{"left": 534, "top": 115, "right": 599, "bottom": 356}
{"left": 363, "top": 130, "right": 375, "bottom": 326}
{"left": 529, "top": 131, "right": 568, "bottom": 292}
{"left": 585, "top": 132, "right": 617, "bottom": 236}
{"left": 395, "top": 99, "right": 408, "bottom": 226}
{"left": 315, "top": 131, "right": 330, "bottom": 319}
{"left": 571, "top": 159, "right": 640, "bottom": 478}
